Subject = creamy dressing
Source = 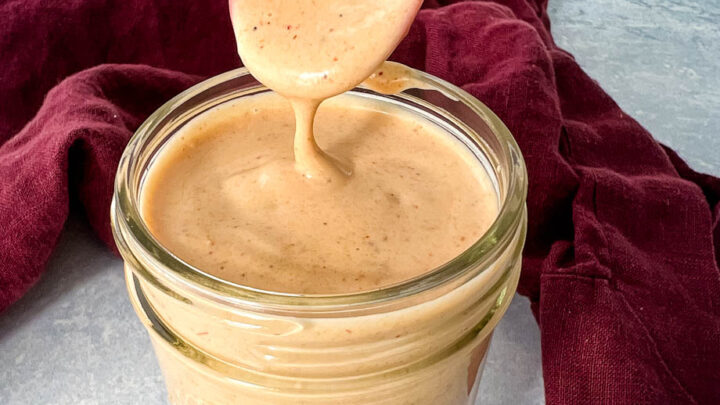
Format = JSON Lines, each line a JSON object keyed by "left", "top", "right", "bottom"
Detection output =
{"left": 228, "top": 0, "right": 421, "bottom": 99}
{"left": 229, "top": 0, "right": 422, "bottom": 180}
{"left": 140, "top": 0, "right": 499, "bottom": 293}
{"left": 141, "top": 93, "right": 497, "bottom": 293}
{"left": 132, "top": 1, "right": 513, "bottom": 403}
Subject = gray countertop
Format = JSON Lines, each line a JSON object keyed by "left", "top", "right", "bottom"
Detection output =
{"left": 1, "top": 0, "right": 718, "bottom": 403}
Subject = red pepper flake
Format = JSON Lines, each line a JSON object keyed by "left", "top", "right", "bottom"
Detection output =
{"left": 292, "top": 34, "right": 298, "bottom": 40}
{"left": 345, "top": 329, "right": 352, "bottom": 334}
{"left": 197, "top": 331, "right": 208, "bottom": 336}
{"left": 287, "top": 25, "right": 292, "bottom": 30}
{"left": 378, "top": 71, "right": 384, "bottom": 76}
{"left": 333, "top": 57, "right": 338, "bottom": 62}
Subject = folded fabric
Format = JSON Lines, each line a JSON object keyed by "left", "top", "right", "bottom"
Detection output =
{"left": 1, "top": 0, "right": 718, "bottom": 403}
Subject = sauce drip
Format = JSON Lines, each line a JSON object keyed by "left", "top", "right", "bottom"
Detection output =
{"left": 229, "top": 0, "right": 423, "bottom": 180}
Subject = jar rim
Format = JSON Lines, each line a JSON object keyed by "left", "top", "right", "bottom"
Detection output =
{"left": 111, "top": 67, "right": 527, "bottom": 310}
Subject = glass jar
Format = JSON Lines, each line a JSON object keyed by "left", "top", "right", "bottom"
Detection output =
{"left": 111, "top": 68, "right": 527, "bottom": 405}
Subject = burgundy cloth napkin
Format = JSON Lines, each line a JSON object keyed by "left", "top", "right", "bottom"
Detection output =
{"left": 1, "top": 0, "right": 719, "bottom": 403}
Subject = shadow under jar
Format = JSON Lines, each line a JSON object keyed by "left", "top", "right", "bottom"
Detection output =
{"left": 111, "top": 67, "right": 528, "bottom": 405}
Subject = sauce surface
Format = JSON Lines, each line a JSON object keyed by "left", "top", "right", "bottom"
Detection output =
{"left": 142, "top": 93, "right": 498, "bottom": 293}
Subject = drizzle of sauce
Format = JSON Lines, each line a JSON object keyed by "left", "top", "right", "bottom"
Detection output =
{"left": 229, "top": 0, "right": 423, "bottom": 180}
